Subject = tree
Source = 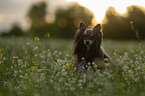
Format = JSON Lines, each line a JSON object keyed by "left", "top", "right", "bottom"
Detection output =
{"left": 0, "top": 24, "right": 24, "bottom": 37}
{"left": 48, "top": 2, "right": 94, "bottom": 38}
{"left": 102, "top": 6, "right": 145, "bottom": 40}
{"left": 27, "top": 2, "right": 94, "bottom": 38}
{"left": 126, "top": 5, "right": 145, "bottom": 40}
{"left": 9, "top": 25, "right": 24, "bottom": 36}
{"left": 27, "top": 2, "right": 47, "bottom": 37}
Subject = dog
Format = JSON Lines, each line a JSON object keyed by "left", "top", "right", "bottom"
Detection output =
{"left": 73, "top": 23, "right": 112, "bottom": 74}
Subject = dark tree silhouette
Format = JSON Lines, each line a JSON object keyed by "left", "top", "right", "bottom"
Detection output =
{"left": 27, "top": 2, "right": 47, "bottom": 37}
{"left": 9, "top": 25, "right": 24, "bottom": 36}
{"left": 126, "top": 5, "right": 145, "bottom": 40}
{"left": 26, "top": 2, "right": 145, "bottom": 39}
{"left": 27, "top": 2, "right": 94, "bottom": 38}
{"left": 102, "top": 6, "right": 145, "bottom": 40}
{"left": 47, "top": 2, "right": 94, "bottom": 38}
{"left": 1, "top": 24, "right": 24, "bottom": 37}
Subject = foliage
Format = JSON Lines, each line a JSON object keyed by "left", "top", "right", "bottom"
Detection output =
{"left": 50, "top": 2, "right": 94, "bottom": 38}
{"left": 27, "top": 2, "right": 94, "bottom": 38}
{"left": 103, "top": 5, "right": 145, "bottom": 40}
{"left": 27, "top": 2, "right": 47, "bottom": 37}
{"left": 1, "top": 3, "right": 145, "bottom": 40}
{"left": 1, "top": 25, "right": 24, "bottom": 37}
{"left": 26, "top": 2, "right": 145, "bottom": 39}
{"left": 1, "top": 37, "right": 145, "bottom": 96}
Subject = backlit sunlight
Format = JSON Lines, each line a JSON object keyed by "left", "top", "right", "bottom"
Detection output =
{"left": 67, "top": 0, "right": 145, "bottom": 23}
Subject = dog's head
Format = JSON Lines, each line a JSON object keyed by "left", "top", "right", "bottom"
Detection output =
{"left": 75, "top": 23, "right": 103, "bottom": 47}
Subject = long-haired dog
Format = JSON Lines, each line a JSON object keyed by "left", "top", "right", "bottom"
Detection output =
{"left": 73, "top": 23, "right": 112, "bottom": 74}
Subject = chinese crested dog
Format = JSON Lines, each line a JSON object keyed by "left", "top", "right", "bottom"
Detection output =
{"left": 73, "top": 23, "right": 112, "bottom": 74}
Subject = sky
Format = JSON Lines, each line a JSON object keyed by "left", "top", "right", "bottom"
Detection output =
{"left": 0, "top": 0, "right": 69, "bottom": 32}
{"left": 0, "top": 0, "right": 43, "bottom": 32}
{"left": 0, "top": 0, "right": 145, "bottom": 32}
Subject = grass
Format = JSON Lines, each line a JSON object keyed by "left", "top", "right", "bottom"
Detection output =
{"left": 0, "top": 36, "right": 145, "bottom": 96}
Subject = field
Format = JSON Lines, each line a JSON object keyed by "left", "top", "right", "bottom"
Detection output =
{"left": 0, "top": 37, "right": 145, "bottom": 96}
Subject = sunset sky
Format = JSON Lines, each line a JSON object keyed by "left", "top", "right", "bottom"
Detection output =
{"left": 0, "top": 0, "right": 145, "bottom": 32}
{"left": 67, "top": 0, "right": 145, "bottom": 23}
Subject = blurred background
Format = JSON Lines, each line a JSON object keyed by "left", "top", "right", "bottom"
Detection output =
{"left": 0, "top": 0, "right": 145, "bottom": 40}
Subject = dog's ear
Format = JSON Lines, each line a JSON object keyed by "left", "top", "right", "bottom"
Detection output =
{"left": 74, "top": 23, "right": 86, "bottom": 43}
{"left": 93, "top": 24, "right": 101, "bottom": 31}
{"left": 93, "top": 24, "right": 103, "bottom": 44}
{"left": 79, "top": 23, "right": 86, "bottom": 29}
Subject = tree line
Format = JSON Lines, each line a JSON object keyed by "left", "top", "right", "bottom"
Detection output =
{"left": 103, "top": 6, "right": 145, "bottom": 40}
{"left": 1, "top": 1, "right": 145, "bottom": 40}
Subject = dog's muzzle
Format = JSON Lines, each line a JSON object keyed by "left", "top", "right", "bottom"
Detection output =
{"left": 84, "top": 40, "right": 94, "bottom": 46}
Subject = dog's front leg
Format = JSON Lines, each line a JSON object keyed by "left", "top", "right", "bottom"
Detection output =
{"left": 77, "top": 61, "right": 86, "bottom": 75}
{"left": 77, "top": 57, "right": 88, "bottom": 75}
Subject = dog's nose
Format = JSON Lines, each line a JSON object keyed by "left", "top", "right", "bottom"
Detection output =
{"left": 86, "top": 40, "right": 90, "bottom": 45}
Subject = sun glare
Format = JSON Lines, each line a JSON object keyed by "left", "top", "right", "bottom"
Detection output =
{"left": 115, "top": 6, "right": 127, "bottom": 14}
{"left": 67, "top": 0, "right": 145, "bottom": 23}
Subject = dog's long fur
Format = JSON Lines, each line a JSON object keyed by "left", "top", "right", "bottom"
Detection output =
{"left": 73, "top": 23, "right": 111, "bottom": 73}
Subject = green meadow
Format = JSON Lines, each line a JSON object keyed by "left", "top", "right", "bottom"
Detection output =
{"left": 0, "top": 37, "right": 145, "bottom": 96}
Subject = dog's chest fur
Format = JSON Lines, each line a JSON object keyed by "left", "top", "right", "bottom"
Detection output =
{"left": 78, "top": 41, "right": 101, "bottom": 63}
